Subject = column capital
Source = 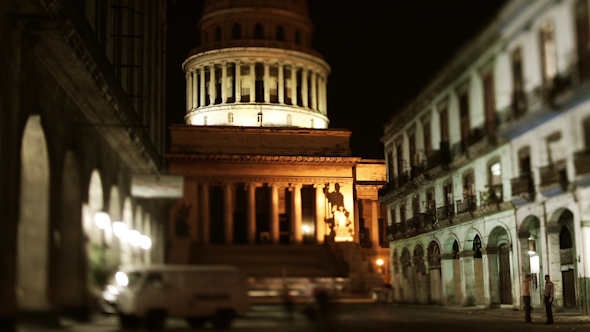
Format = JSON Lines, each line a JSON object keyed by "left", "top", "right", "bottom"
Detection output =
{"left": 247, "top": 182, "right": 263, "bottom": 189}
{"left": 234, "top": 59, "right": 242, "bottom": 64}
{"left": 440, "top": 253, "right": 455, "bottom": 260}
{"left": 290, "top": 183, "right": 303, "bottom": 189}
{"left": 221, "top": 60, "right": 228, "bottom": 65}
{"left": 313, "top": 183, "right": 326, "bottom": 189}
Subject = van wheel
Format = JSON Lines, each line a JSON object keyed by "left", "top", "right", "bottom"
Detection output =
{"left": 119, "top": 313, "right": 140, "bottom": 330}
{"left": 144, "top": 310, "right": 167, "bottom": 331}
{"left": 212, "top": 309, "right": 234, "bottom": 330}
{"left": 186, "top": 317, "right": 206, "bottom": 329}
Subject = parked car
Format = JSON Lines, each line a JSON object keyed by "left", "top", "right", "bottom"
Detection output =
{"left": 111, "top": 264, "right": 249, "bottom": 330}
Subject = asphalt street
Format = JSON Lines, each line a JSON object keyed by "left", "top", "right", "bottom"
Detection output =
{"left": 18, "top": 304, "right": 590, "bottom": 332}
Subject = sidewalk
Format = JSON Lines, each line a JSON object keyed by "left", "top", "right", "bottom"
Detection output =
{"left": 441, "top": 304, "right": 590, "bottom": 324}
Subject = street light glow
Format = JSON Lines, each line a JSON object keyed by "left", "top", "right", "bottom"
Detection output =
{"left": 302, "top": 225, "right": 310, "bottom": 233}
{"left": 127, "top": 230, "right": 141, "bottom": 246}
{"left": 94, "top": 212, "right": 110, "bottom": 230}
{"left": 112, "top": 221, "right": 128, "bottom": 239}
{"left": 376, "top": 259, "right": 384, "bottom": 266}
{"left": 140, "top": 235, "right": 152, "bottom": 250}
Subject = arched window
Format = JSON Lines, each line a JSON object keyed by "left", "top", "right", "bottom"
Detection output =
{"left": 294, "top": 30, "right": 301, "bottom": 44}
{"left": 228, "top": 112, "right": 234, "bottom": 123}
{"left": 215, "top": 26, "right": 222, "bottom": 42}
{"left": 287, "top": 114, "right": 292, "bottom": 125}
{"left": 276, "top": 25, "right": 284, "bottom": 41}
{"left": 452, "top": 240, "right": 460, "bottom": 259}
{"left": 203, "top": 115, "right": 208, "bottom": 126}
{"left": 254, "top": 23, "right": 264, "bottom": 39}
{"left": 232, "top": 23, "right": 241, "bottom": 40}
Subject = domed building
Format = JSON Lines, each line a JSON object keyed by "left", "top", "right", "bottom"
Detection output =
{"left": 168, "top": 0, "right": 390, "bottom": 295}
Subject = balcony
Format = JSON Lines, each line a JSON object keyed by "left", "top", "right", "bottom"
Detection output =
{"left": 468, "top": 125, "right": 485, "bottom": 147}
{"left": 378, "top": 177, "right": 399, "bottom": 197}
{"left": 426, "top": 144, "right": 451, "bottom": 172}
{"left": 411, "top": 161, "right": 427, "bottom": 179}
{"left": 399, "top": 170, "right": 411, "bottom": 187}
{"left": 456, "top": 195, "right": 477, "bottom": 214}
{"left": 539, "top": 160, "right": 568, "bottom": 198}
{"left": 436, "top": 204, "right": 454, "bottom": 221}
{"left": 511, "top": 172, "right": 534, "bottom": 206}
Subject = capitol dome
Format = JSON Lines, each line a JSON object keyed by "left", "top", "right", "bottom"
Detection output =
{"left": 182, "top": 0, "right": 330, "bottom": 128}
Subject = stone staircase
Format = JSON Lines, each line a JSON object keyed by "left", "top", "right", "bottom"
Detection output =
{"left": 189, "top": 244, "right": 345, "bottom": 278}
{"left": 336, "top": 242, "right": 384, "bottom": 291}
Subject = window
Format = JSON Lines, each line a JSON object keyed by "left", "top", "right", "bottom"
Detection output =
{"left": 215, "top": 26, "right": 222, "bottom": 42}
{"left": 483, "top": 71, "right": 496, "bottom": 137}
{"left": 423, "top": 121, "right": 431, "bottom": 154}
{"left": 440, "top": 107, "right": 449, "bottom": 143}
{"left": 584, "top": 116, "right": 590, "bottom": 150}
{"left": 400, "top": 203, "right": 406, "bottom": 222}
{"left": 540, "top": 21, "right": 557, "bottom": 85}
{"left": 228, "top": 112, "right": 234, "bottom": 123}
{"left": 276, "top": 25, "right": 284, "bottom": 41}
{"left": 546, "top": 131, "right": 563, "bottom": 164}
{"left": 409, "top": 132, "right": 417, "bottom": 166}
{"left": 232, "top": 23, "right": 241, "bottom": 40}
{"left": 387, "top": 150, "right": 395, "bottom": 183}
{"left": 519, "top": 146, "right": 531, "bottom": 175}
{"left": 487, "top": 161, "right": 502, "bottom": 203}
{"left": 287, "top": 114, "right": 292, "bottom": 125}
{"left": 512, "top": 48, "right": 526, "bottom": 116}
{"left": 459, "top": 92, "right": 470, "bottom": 153}
{"left": 396, "top": 143, "right": 404, "bottom": 178}
{"left": 452, "top": 240, "right": 460, "bottom": 259}
{"left": 412, "top": 195, "right": 420, "bottom": 216}
{"left": 473, "top": 235, "right": 483, "bottom": 258}
{"left": 576, "top": 0, "right": 590, "bottom": 81}
{"left": 254, "top": 23, "right": 264, "bottom": 39}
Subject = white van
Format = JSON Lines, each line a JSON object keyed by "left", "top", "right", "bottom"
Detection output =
{"left": 112, "top": 265, "right": 249, "bottom": 330}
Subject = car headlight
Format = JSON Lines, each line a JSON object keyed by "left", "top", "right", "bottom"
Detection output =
{"left": 115, "top": 271, "right": 129, "bottom": 287}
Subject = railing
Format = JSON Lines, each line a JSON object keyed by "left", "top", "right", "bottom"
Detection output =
{"left": 481, "top": 184, "right": 503, "bottom": 205}
{"left": 511, "top": 172, "right": 534, "bottom": 196}
{"left": 399, "top": 170, "right": 411, "bottom": 187}
{"left": 424, "top": 209, "right": 437, "bottom": 226}
{"left": 540, "top": 160, "right": 567, "bottom": 187}
{"left": 457, "top": 195, "right": 477, "bottom": 214}
{"left": 411, "top": 161, "right": 427, "bottom": 179}
{"left": 426, "top": 145, "right": 451, "bottom": 171}
{"left": 378, "top": 177, "right": 399, "bottom": 196}
{"left": 188, "top": 39, "right": 325, "bottom": 59}
{"left": 387, "top": 224, "right": 396, "bottom": 241}
{"left": 560, "top": 248, "right": 574, "bottom": 265}
{"left": 496, "top": 88, "right": 544, "bottom": 128}
{"left": 451, "top": 142, "right": 462, "bottom": 160}
{"left": 436, "top": 204, "right": 454, "bottom": 221}
{"left": 574, "top": 150, "right": 590, "bottom": 176}
{"left": 468, "top": 125, "right": 485, "bottom": 146}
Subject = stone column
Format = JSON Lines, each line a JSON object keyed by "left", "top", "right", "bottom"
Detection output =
{"left": 200, "top": 66, "right": 206, "bottom": 107}
{"left": 459, "top": 250, "right": 476, "bottom": 306}
{"left": 221, "top": 61, "right": 228, "bottom": 103}
{"left": 291, "top": 66, "right": 297, "bottom": 106}
{"left": 209, "top": 63, "right": 216, "bottom": 105}
{"left": 223, "top": 183, "right": 233, "bottom": 244}
{"left": 311, "top": 71, "right": 317, "bottom": 110}
{"left": 235, "top": 60, "right": 242, "bottom": 103}
{"left": 440, "top": 254, "right": 455, "bottom": 305}
{"left": 291, "top": 184, "right": 303, "bottom": 244}
{"left": 278, "top": 63, "right": 285, "bottom": 104}
{"left": 371, "top": 200, "right": 380, "bottom": 248}
{"left": 269, "top": 184, "right": 280, "bottom": 244}
{"left": 264, "top": 62, "right": 270, "bottom": 103}
{"left": 322, "top": 76, "right": 328, "bottom": 113}
{"left": 314, "top": 184, "right": 326, "bottom": 244}
{"left": 250, "top": 62, "right": 256, "bottom": 103}
{"left": 483, "top": 247, "right": 501, "bottom": 308}
{"left": 317, "top": 75, "right": 323, "bottom": 113}
{"left": 186, "top": 72, "right": 192, "bottom": 112}
{"left": 200, "top": 183, "right": 210, "bottom": 244}
{"left": 302, "top": 69, "right": 308, "bottom": 108}
{"left": 246, "top": 183, "right": 258, "bottom": 244}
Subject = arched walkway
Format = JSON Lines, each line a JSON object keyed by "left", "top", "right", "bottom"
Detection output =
{"left": 413, "top": 244, "right": 427, "bottom": 303}
{"left": 488, "top": 226, "right": 513, "bottom": 305}
{"left": 427, "top": 241, "right": 442, "bottom": 304}
{"left": 519, "top": 215, "right": 544, "bottom": 306}
{"left": 547, "top": 208, "right": 578, "bottom": 309}
{"left": 400, "top": 247, "right": 412, "bottom": 302}
{"left": 17, "top": 115, "right": 50, "bottom": 311}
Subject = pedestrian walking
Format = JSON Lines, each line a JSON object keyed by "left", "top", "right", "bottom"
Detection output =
{"left": 543, "top": 274, "right": 554, "bottom": 324}
{"left": 522, "top": 274, "right": 532, "bottom": 323}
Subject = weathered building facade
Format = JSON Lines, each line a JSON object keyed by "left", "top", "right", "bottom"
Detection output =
{"left": 0, "top": 0, "right": 168, "bottom": 330}
{"left": 167, "top": 0, "right": 389, "bottom": 293}
{"left": 381, "top": 0, "right": 590, "bottom": 314}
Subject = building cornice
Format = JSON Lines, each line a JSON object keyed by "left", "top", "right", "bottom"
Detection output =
{"left": 183, "top": 175, "right": 353, "bottom": 184}
{"left": 167, "top": 153, "right": 362, "bottom": 165}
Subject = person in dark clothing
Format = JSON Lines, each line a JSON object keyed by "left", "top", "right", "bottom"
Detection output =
{"left": 544, "top": 274, "right": 554, "bottom": 324}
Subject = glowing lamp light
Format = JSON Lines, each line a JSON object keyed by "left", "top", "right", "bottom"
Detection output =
{"left": 376, "top": 259, "right": 384, "bottom": 266}
{"left": 140, "top": 235, "right": 152, "bottom": 250}
{"left": 115, "top": 271, "right": 129, "bottom": 287}
{"left": 302, "top": 225, "right": 310, "bottom": 234}
{"left": 94, "top": 212, "right": 111, "bottom": 230}
{"left": 107, "top": 284, "right": 119, "bottom": 295}
{"left": 528, "top": 251, "right": 536, "bottom": 255}
{"left": 127, "top": 230, "right": 141, "bottom": 246}
{"left": 112, "top": 222, "right": 128, "bottom": 239}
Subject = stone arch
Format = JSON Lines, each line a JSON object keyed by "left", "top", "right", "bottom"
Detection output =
{"left": 413, "top": 243, "right": 428, "bottom": 303}
{"left": 400, "top": 247, "right": 412, "bottom": 302}
{"left": 487, "top": 225, "right": 513, "bottom": 305}
{"left": 464, "top": 228, "right": 484, "bottom": 254}
{"left": 59, "top": 151, "right": 88, "bottom": 316}
{"left": 428, "top": 240, "right": 443, "bottom": 304}
{"left": 17, "top": 115, "right": 51, "bottom": 311}
{"left": 443, "top": 233, "right": 460, "bottom": 254}
{"left": 518, "top": 215, "right": 544, "bottom": 306}
{"left": 548, "top": 208, "right": 578, "bottom": 308}
{"left": 465, "top": 228, "right": 485, "bottom": 305}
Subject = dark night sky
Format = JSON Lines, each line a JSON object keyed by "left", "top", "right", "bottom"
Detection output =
{"left": 166, "top": 0, "right": 508, "bottom": 159}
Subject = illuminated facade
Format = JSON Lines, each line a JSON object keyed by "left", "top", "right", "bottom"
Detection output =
{"left": 381, "top": 0, "right": 590, "bottom": 314}
{"left": 168, "top": 0, "right": 390, "bottom": 292}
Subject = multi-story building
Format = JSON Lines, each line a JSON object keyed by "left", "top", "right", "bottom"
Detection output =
{"left": 0, "top": 0, "right": 168, "bottom": 330}
{"left": 380, "top": 0, "right": 590, "bottom": 315}
{"left": 167, "top": 0, "right": 390, "bottom": 294}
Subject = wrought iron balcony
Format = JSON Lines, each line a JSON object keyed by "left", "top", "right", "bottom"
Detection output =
{"left": 456, "top": 195, "right": 477, "bottom": 214}
{"left": 540, "top": 160, "right": 567, "bottom": 188}
{"left": 511, "top": 172, "right": 534, "bottom": 196}
{"left": 468, "top": 125, "right": 485, "bottom": 146}
{"left": 574, "top": 150, "right": 590, "bottom": 176}
{"left": 411, "top": 161, "right": 427, "bottom": 179}
{"left": 399, "top": 170, "right": 411, "bottom": 187}
{"left": 436, "top": 204, "right": 454, "bottom": 221}
{"left": 378, "top": 177, "right": 399, "bottom": 196}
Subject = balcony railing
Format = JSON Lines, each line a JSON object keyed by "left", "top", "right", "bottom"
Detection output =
{"left": 451, "top": 142, "right": 462, "bottom": 160}
{"left": 411, "top": 161, "right": 427, "bottom": 179}
{"left": 436, "top": 204, "right": 454, "bottom": 221}
{"left": 399, "top": 170, "right": 411, "bottom": 187}
{"left": 574, "top": 150, "right": 590, "bottom": 176}
{"left": 456, "top": 195, "right": 477, "bottom": 214}
{"left": 378, "top": 176, "right": 399, "bottom": 196}
{"left": 468, "top": 125, "right": 485, "bottom": 146}
{"left": 511, "top": 172, "right": 534, "bottom": 196}
{"left": 426, "top": 145, "right": 451, "bottom": 171}
{"left": 540, "top": 160, "right": 567, "bottom": 188}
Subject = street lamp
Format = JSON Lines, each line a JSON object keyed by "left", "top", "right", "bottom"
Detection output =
{"left": 94, "top": 212, "right": 110, "bottom": 230}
